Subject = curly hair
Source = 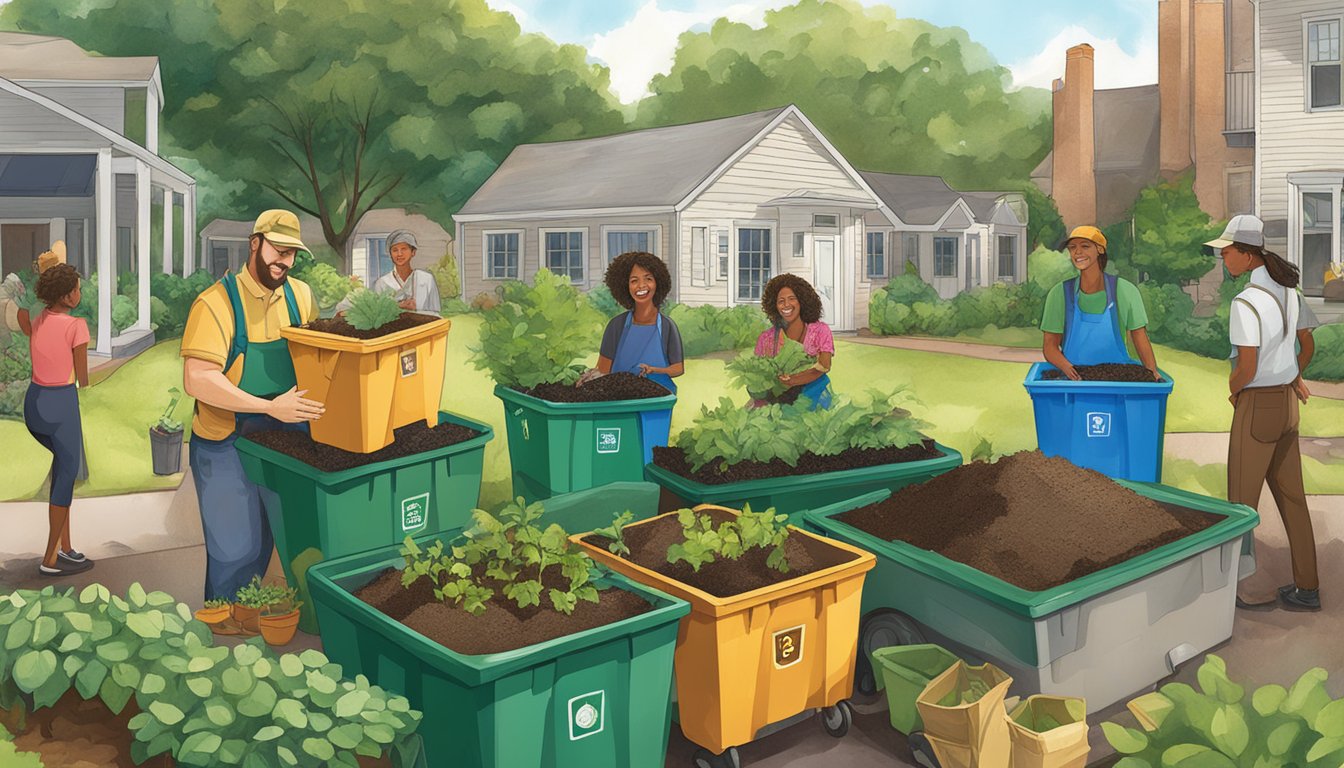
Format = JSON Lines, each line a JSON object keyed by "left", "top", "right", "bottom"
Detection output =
{"left": 604, "top": 251, "right": 671, "bottom": 309}
{"left": 761, "top": 273, "right": 823, "bottom": 324}
{"left": 35, "top": 264, "right": 81, "bottom": 307}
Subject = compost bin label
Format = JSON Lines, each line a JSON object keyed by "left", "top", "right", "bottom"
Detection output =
{"left": 596, "top": 427, "right": 621, "bottom": 454}
{"left": 1085, "top": 411, "right": 1112, "bottom": 438}
{"left": 399, "top": 350, "right": 418, "bottom": 377}
{"left": 773, "top": 625, "right": 805, "bottom": 669}
{"left": 400, "top": 493, "right": 429, "bottom": 533}
{"left": 568, "top": 690, "right": 605, "bottom": 741}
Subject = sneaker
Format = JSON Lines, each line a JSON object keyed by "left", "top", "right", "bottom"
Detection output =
{"left": 38, "top": 559, "right": 94, "bottom": 577}
{"left": 58, "top": 549, "right": 88, "bottom": 564}
{"left": 1280, "top": 586, "right": 1321, "bottom": 612}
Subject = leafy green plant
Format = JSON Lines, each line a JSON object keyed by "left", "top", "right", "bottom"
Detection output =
{"left": 666, "top": 504, "right": 792, "bottom": 573}
{"left": 591, "top": 511, "right": 635, "bottom": 557}
{"left": 232, "top": 576, "right": 268, "bottom": 610}
{"left": 0, "top": 723, "right": 43, "bottom": 768}
{"left": 154, "top": 387, "right": 184, "bottom": 433}
{"left": 585, "top": 284, "right": 624, "bottom": 319}
{"left": 471, "top": 269, "right": 603, "bottom": 389}
{"left": 969, "top": 433, "right": 1002, "bottom": 464}
{"left": 1103, "top": 654, "right": 1344, "bottom": 768}
{"left": 401, "top": 498, "right": 602, "bottom": 616}
{"left": 344, "top": 288, "right": 402, "bottom": 332}
{"left": 665, "top": 303, "right": 768, "bottom": 357}
{"left": 202, "top": 598, "right": 231, "bottom": 610}
{"left": 258, "top": 583, "right": 301, "bottom": 617}
{"left": 725, "top": 338, "right": 813, "bottom": 399}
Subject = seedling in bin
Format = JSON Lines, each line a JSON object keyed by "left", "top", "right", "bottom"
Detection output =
{"left": 591, "top": 510, "right": 636, "bottom": 556}
{"left": 666, "top": 504, "right": 793, "bottom": 574}
{"left": 344, "top": 288, "right": 402, "bottom": 331}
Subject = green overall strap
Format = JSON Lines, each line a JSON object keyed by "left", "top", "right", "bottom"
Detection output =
{"left": 221, "top": 273, "right": 302, "bottom": 376}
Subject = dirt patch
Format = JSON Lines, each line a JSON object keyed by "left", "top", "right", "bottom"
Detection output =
{"left": 6, "top": 693, "right": 154, "bottom": 768}
{"left": 1040, "top": 363, "right": 1162, "bottom": 382}
{"left": 522, "top": 372, "right": 671, "bottom": 403}
{"left": 836, "top": 451, "right": 1220, "bottom": 591}
{"left": 652, "top": 441, "right": 943, "bottom": 485}
{"left": 356, "top": 564, "right": 654, "bottom": 656}
{"left": 305, "top": 311, "right": 439, "bottom": 340}
{"left": 246, "top": 420, "right": 480, "bottom": 472}
{"left": 584, "top": 508, "right": 858, "bottom": 598}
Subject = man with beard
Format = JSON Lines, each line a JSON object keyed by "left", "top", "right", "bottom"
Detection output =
{"left": 181, "top": 210, "right": 325, "bottom": 602}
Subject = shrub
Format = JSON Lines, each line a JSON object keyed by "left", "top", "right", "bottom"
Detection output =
{"left": 724, "top": 339, "right": 812, "bottom": 399}
{"left": 430, "top": 249, "right": 461, "bottom": 301}
{"left": 664, "top": 303, "right": 766, "bottom": 357}
{"left": 149, "top": 271, "right": 216, "bottom": 337}
{"left": 1027, "top": 246, "right": 1075, "bottom": 289}
{"left": 294, "top": 262, "right": 358, "bottom": 314}
{"left": 1305, "top": 323, "right": 1344, "bottom": 382}
{"left": 667, "top": 504, "right": 792, "bottom": 574}
{"left": 1129, "top": 172, "right": 1224, "bottom": 284}
{"left": 112, "top": 294, "right": 137, "bottom": 334}
{"left": 440, "top": 297, "right": 472, "bottom": 316}
{"left": 471, "top": 269, "right": 603, "bottom": 389}
{"left": 344, "top": 289, "right": 401, "bottom": 332}
{"left": 584, "top": 284, "right": 624, "bottom": 319}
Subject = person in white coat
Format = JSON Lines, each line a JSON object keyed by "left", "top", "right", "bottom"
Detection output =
{"left": 336, "top": 230, "right": 441, "bottom": 315}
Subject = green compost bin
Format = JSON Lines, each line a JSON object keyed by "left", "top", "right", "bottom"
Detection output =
{"left": 870, "top": 644, "right": 959, "bottom": 734}
{"left": 495, "top": 384, "right": 676, "bottom": 503}
{"left": 236, "top": 410, "right": 493, "bottom": 633}
{"left": 306, "top": 528, "right": 690, "bottom": 768}
{"left": 534, "top": 481, "right": 662, "bottom": 534}
{"left": 802, "top": 482, "right": 1259, "bottom": 710}
{"left": 645, "top": 441, "right": 963, "bottom": 526}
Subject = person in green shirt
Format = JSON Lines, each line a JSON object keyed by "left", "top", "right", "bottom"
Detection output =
{"left": 1040, "top": 226, "right": 1160, "bottom": 381}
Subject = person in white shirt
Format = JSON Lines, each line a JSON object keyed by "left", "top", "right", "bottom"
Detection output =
{"left": 1206, "top": 215, "right": 1321, "bottom": 612}
{"left": 336, "top": 230, "right": 441, "bottom": 315}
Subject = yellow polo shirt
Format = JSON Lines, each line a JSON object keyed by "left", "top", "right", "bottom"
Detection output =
{"left": 180, "top": 268, "right": 317, "bottom": 440}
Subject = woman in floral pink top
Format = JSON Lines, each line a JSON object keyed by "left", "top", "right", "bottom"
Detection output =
{"left": 753, "top": 273, "right": 834, "bottom": 410}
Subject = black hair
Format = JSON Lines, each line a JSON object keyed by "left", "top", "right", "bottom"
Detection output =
{"left": 36, "top": 264, "right": 81, "bottom": 307}
{"left": 761, "top": 273, "right": 823, "bottom": 324}
{"left": 1233, "top": 243, "right": 1300, "bottom": 289}
{"left": 604, "top": 251, "right": 671, "bottom": 309}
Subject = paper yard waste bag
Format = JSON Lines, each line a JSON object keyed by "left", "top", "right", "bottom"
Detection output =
{"left": 1006, "top": 695, "right": 1090, "bottom": 768}
{"left": 915, "top": 660, "right": 1012, "bottom": 768}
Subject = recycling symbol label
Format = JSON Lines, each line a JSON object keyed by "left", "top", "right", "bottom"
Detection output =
{"left": 568, "top": 690, "right": 605, "bottom": 741}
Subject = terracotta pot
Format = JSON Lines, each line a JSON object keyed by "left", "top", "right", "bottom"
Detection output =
{"left": 232, "top": 604, "right": 261, "bottom": 633}
{"left": 193, "top": 606, "right": 232, "bottom": 625}
{"left": 259, "top": 609, "right": 301, "bottom": 646}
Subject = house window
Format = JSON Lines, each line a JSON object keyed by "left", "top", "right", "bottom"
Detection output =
{"left": 65, "top": 220, "right": 86, "bottom": 274}
{"left": 1226, "top": 171, "right": 1253, "bottom": 216}
{"left": 605, "top": 229, "right": 655, "bottom": 263}
{"left": 934, "top": 236, "right": 958, "bottom": 277}
{"left": 485, "top": 231, "right": 520, "bottom": 279}
{"left": 717, "top": 231, "right": 729, "bottom": 279}
{"left": 813, "top": 214, "right": 838, "bottom": 228}
{"left": 1309, "top": 19, "right": 1343, "bottom": 109}
{"left": 866, "top": 231, "right": 886, "bottom": 278}
{"left": 211, "top": 245, "right": 230, "bottom": 277}
{"left": 737, "top": 228, "right": 772, "bottom": 301}
{"left": 793, "top": 232, "right": 805, "bottom": 258}
{"left": 543, "top": 230, "right": 585, "bottom": 283}
{"left": 997, "top": 235, "right": 1017, "bottom": 279}
{"left": 366, "top": 236, "right": 391, "bottom": 283}
{"left": 903, "top": 234, "right": 920, "bottom": 276}
{"left": 1301, "top": 190, "right": 1334, "bottom": 295}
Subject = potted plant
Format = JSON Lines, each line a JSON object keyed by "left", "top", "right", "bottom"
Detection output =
{"left": 305, "top": 496, "right": 691, "bottom": 768}
{"left": 230, "top": 574, "right": 267, "bottom": 633}
{"left": 148, "top": 387, "right": 184, "bottom": 476}
{"left": 258, "top": 582, "right": 302, "bottom": 646}
{"left": 575, "top": 503, "right": 876, "bottom": 768}
{"left": 282, "top": 287, "right": 452, "bottom": 453}
{"left": 646, "top": 388, "right": 962, "bottom": 525}
{"left": 192, "top": 597, "right": 232, "bottom": 626}
{"left": 474, "top": 269, "right": 677, "bottom": 502}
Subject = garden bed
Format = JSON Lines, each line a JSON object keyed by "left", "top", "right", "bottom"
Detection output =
{"left": 651, "top": 441, "right": 942, "bottom": 485}
{"left": 247, "top": 420, "right": 482, "bottom": 472}
{"left": 836, "top": 451, "right": 1219, "bottom": 591}
{"left": 1040, "top": 363, "right": 1162, "bottom": 382}
{"left": 520, "top": 372, "right": 670, "bottom": 403}
{"left": 306, "top": 311, "right": 439, "bottom": 340}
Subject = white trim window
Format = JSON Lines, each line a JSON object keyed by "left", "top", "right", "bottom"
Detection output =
{"left": 716, "top": 230, "right": 730, "bottom": 280}
{"left": 865, "top": 231, "right": 886, "bottom": 279}
{"left": 736, "top": 227, "right": 772, "bottom": 302}
{"left": 1308, "top": 18, "right": 1343, "bottom": 110}
{"left": 934, "top": 236, "right": 958, "bottom": 278}
{"left": 602, "top": 227, "right": 657, "bottom": 264}
{"left": 366, "top": 233, "right": 392, "bottom": 284}
{"left": 541, "top": 228, "right": 586, "bottom": 284}
{"left": 996, "top": 234, "right": 1018, "bottom": 280}
{"left": 903, "top": 233, "right": 920, "bottom": 277}
{"left": 1300, "top": 188, "right": 1336, "bottom": 295}
{"left": 484, "top": 230, "right": 521, "bottom": 280}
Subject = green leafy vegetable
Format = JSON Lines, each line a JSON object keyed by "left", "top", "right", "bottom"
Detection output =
{"left": 472, "top": 269, "right": 603, "bottom": 389}
{"left": 725, "top": 338, "right": 812, "bottom": 400}
{"left": 665, "top": 504, "right": 792, "bottom": 574}
{"left": 344, "top": 288, "right": 402, "bottom": 332}
{"left": 590, "top": 511, "right": 636, "bottom": 557}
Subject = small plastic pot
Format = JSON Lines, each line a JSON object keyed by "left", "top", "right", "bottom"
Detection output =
{"left": 232, "top": 604, "right": 261, "bottom": 633}
{"left": 259, "top": 609, "right": 301, "bottom": 646}
{"left": 193, "top": 605, "right": 232, "bottom": 626}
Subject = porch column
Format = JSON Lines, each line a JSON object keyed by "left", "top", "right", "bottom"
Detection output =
{"left": 136, "top": 161, "right": 152, "bottom": 331}
{"left": 95, "top": 149, "right": 113, "bottom": 355}
{"left": 183, "top": 184, "right": 197, "bottom": 278}
{"left": 162, "top": 188, "right": 175, "bottom": 274}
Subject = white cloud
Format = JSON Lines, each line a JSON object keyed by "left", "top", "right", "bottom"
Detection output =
{"left": 589, "top": 0, "right": 790, "bottom": 104}
{"left": 1007, "top": 25, "right": 1158, "bottom": 91}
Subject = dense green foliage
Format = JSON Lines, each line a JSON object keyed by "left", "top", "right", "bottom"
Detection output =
{"left": 1305, "top": 323, "right": 1344, "bottom": 381}
{"left": 667, "top": 505, "right": 792, "bottom": 574}
{"left": 292, "top": 262, "right": 358, "bottom": 315}
{"left": 665, "top": 303, "right": 768, "bottom": 357}
{"left": 725, "top": 338, "right": 813, "bottom": 399}
{"left": 1128, "top": 174, "right": 1224, "bottom": 285}
{"left": 343, "top": 290, "right": 402, "bottom": 332}
{"left": 473, "top": 270, "right": 603, "bottom": 389}
{"left": 1023, "top": 184, "right": 1066, "bottom": 252}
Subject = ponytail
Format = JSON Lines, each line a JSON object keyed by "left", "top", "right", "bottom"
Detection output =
{"left": 1235, "top": 243, "right": 1299, "bottom": 289}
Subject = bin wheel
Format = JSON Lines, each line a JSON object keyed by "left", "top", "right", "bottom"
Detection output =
{"left": 909, "top": 731, "right": 942, "bottom": 768}
{"left": 818, "top": 700, "right": 853, "bottom": 738}
{"left": 855, "top": 610, "right": 926, "bottom": 698}
{"left": 692, "top": 746, "right": 741, "bottom": 768}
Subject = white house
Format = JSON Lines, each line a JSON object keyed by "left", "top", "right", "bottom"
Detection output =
{"left": 859, "top": 173, "right": 1028, "bottom": 300}
{"left": 0, "top": 32, "right": 197, "bottom": 358}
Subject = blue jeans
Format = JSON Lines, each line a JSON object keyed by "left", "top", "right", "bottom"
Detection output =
{"left": 24, "top": 383, "right": 82, "bottom": 507}
{"left": 190, "top": 416, "right": 305, "bottom": 601}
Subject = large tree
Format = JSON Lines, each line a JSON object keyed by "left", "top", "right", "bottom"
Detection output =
{"left": 634, "top": 0, "right": 1051, "bottom": 190}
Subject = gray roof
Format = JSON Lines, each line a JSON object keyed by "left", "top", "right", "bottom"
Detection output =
{"left": 859, "top": 172, "right": 964, "bottom": 225}
{"left": 1094, "top": 85, "right": 1160, "bottom": 172}
{"left": 457, "top": 107, "right": 788, "bottom": 215}
{"left": 0, "top": 33, "right": 158, "bottom": 82}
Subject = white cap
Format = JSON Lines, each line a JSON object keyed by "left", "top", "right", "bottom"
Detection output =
{"left": 1205, "top": 214, "right": 1265, "bottom": 249}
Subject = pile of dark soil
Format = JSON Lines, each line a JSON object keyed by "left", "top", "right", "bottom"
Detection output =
{"left": 584, "top": 507, "right": 858, "bottom": 598}
{"left": 6, "top": 693, "right": 163, "bottom": 768}
{"left": 524, "top": 372, "right": 671, "bottom": 403}
{"left": 247, "top": 420, "right": 480, "bottom": 472}
{"left": 357, "top": 564, "right": 653, "bottom": 655}
{"left": 1041, "top": 363, "right": 1161, "bottom": 382}
{"left": 652, "top": 441, "right": 942, "bottom": 485}
{"left": 760, "top": 386, "right": 803, "bottom": 406}
{"left": 836, "top": 451, "right": 1219, "bottom": 591}
{"left": 306, "top": 311, "right": 439, "bottom": 340}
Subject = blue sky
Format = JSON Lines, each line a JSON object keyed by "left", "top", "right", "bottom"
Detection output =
{"left": 497, "top": 0, "right": 1160, "bottom": 102}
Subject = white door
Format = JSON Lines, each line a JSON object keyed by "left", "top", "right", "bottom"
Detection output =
{"left": 814, "top": 236, "right": 839, "bottom": 326}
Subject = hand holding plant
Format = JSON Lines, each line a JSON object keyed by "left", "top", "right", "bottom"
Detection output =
{"left": 726, "top": 339, "right": 812, "bottom": 400}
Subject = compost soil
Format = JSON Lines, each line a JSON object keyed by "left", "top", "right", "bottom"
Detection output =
{"left": 247, "top": 420, "right": 480, "bottom": 472}
{"left": 836, "top": 451, "right": 1219, "bottom": 591}
{"left": 760, "top": 386, "right": 803, "bottom": 406}
{"left": 522, "top": 372, "right": 671, "bottom": 403}
{"left": 652, "top": 441, "right": 943, "bottom": 485}
{"left": 1040, "top": 363, "right": 1162, "bottom": 382}
{"left": 305, "top": 311, "right": 439, "bottom": 340}
{"left": 357, "top": 565, "right": 654, "bottom": 655}
{"left": 583, "top": 507, "right": 858, "bottom": 598}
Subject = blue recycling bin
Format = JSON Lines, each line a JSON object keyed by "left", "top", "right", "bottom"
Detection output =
{"left": 1023, "top": 363, "right": 1173, "bottom": 482}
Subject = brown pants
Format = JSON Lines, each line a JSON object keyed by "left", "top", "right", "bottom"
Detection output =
{"left": 1228, "top": 385, "right": 1318, "bottom": 591}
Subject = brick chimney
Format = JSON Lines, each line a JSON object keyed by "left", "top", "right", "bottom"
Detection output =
{"left": 1159, "top": 0, "right": 1194, "bottom": 175}
{"left": 1052, "top": 44, "right": 1098, "bottom": 230}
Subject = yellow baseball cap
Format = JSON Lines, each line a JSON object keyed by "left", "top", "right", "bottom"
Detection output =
{"left": 1065, "top": 225, "right": 1107, "bottom": 251}
{"left": 252, "top": 210, "right": 310, "bottom": 254}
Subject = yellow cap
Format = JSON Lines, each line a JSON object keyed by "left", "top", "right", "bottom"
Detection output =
{"left": 1065, "top": 226, "right": 1106, "bottom": 251}
{"left": 35, "top": 240, "right": 67, "bottom": 273}
{"left": 251, "top": 210, "right": 310, "bottom": 254}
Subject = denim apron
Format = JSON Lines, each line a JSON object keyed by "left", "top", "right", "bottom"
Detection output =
{"left": 1061, "top": 273, "right": 1133, "bottom": 365}
{"left": 610, "top": 311, "right": 675, "bottom": 464}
